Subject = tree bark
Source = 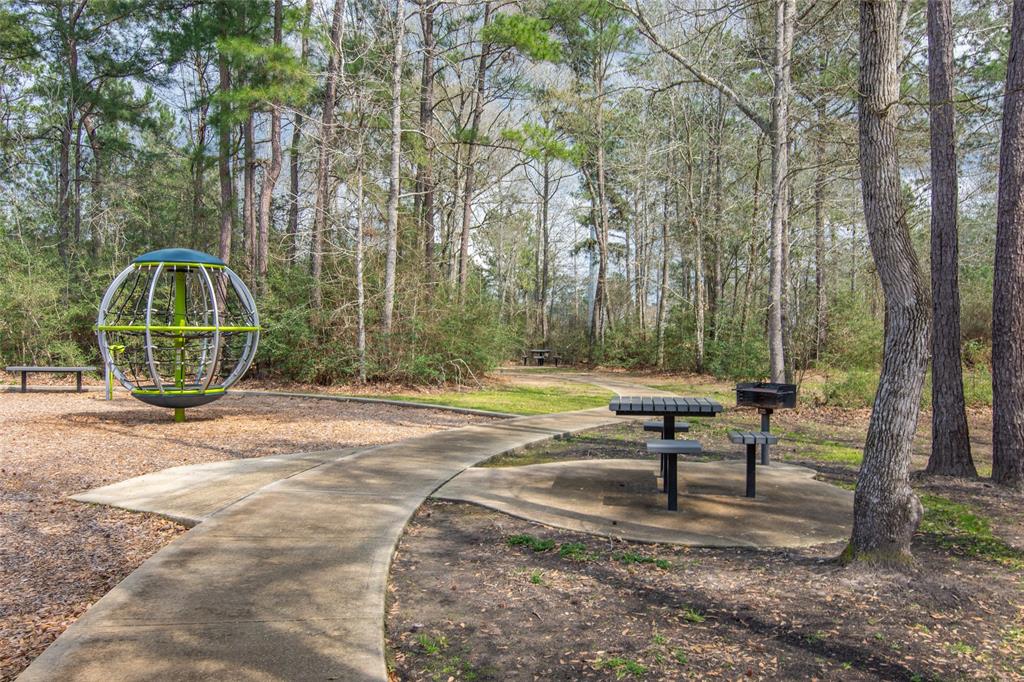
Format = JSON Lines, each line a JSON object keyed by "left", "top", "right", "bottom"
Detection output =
{"left": 217, "top": 50, "right": 233, "bottom": 265}
{"left": 656, "top": 184, "right": 671, "bottom": 368}
{"left": 846, "top": 0, "right": 929, "bottom": 565}
{"left": 310, "top": 0, "right": 347, "bottom": 308}
{"left": 768, "top": 0, "right": 795, "bottom": 383}
{"left": 416, "top": 0, "right": 437, "bottom": 275}
{"left": 382, "top": 3, "right": 406, "bottom": 331}
{"left": 992, "top": 0, "right": 1024, "bottom": 489}
{"left": 459, "top": 2, "right": 491, "bottom": 300}
{"left": 926, "top": 0, "right": 975, "bottom": 478}
{"left": 242, "top": 113, "right": 256, "bottom": 274}
{"left": 256, "top": 0, "right": 284, "bottom": 289}
{"left": 287, "top": 0, "right": 313, "bottom": 261}
{"left": 813, "top": 101, "right": 828, "bottom": 362}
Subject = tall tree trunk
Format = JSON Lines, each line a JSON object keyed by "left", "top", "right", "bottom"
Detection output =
{"left": 242, "top": 113, "right": 256, "bottom": 275}
{"left": 287, "top": 0, "right": 313, "bottom": 261}
{"left": 217, "top": 50, "right": 233, "bottom": 264}
{"left": 846, "top": 0, "right": 929, "bottom": 565}
{"left": 656, "top": 185, "right": 671, "bottom": 368}
{"left": 767, "top": 0, "right": 795, "bottom": 383}
{"left": 416, "top": 0, "right": 437, "bottom": 275}
{"left": 813, "top": 101, "right": 828, "bottom": 362}
{"left": 82, "top": 115, "right": 103, "bottom": 257}
{"left": 310, "top": 0, "right": 346, "bottom": 308}
{"left": 926, "top": 0, "right": 975, "bottom": 478}
{"left": 459, "top": 2, "right": 491, "bottom": 300}
{"left": 741, "top": 137, "right": 764, "bottom": 336}
{"left": 992, "top": 0, "right": 1024, "bottom": 489}
{"left": 190, "top": 53, "right": 209, "bottom": 251}
{"left": 540, "top": 156, "right": 551, "bottom": 343}
{"left": 382, "top": 3, "right": 406, "bottom": 331}
{"left": 256, "top": 0, "right": 284, "bottom": 290}
{"left": 355, "top": 156, "right": 367, "bottom": 384}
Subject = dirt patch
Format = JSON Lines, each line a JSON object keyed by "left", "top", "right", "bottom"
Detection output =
{"left": 387, "top": 405, "right": 1024, "bottom": 681}
{"left": 0, "top": 391, "right": 488, "bottom": 681}
{"left": 386, "top": 500, "right": 1024, "bottom": 681}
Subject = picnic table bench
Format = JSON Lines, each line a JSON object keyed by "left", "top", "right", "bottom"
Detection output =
{"left": 6, "top": 366, "right": 97, "bottom": 393}
{"left": 728, "top": 431, "right": 779, "bottom": 498}
{"left": 521, "top": 349, "right": 561, "bottom": 367}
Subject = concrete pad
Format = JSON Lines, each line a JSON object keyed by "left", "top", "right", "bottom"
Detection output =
{"left": 71, "top": 449, "right": 359, "bottom": 526}
{"left": 434, "top": 458, "right": 853, "bottom": 548}
{"left": 16, "top": 619, "right": 383, "bottom": 682}
{"left": 23, "top": 406, "right": 641, "bottom": 681}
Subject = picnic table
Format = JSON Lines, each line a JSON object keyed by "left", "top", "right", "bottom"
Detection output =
{"left": 6, "top": 366, "right": 97, "bottom": 393}
{"left": 610, "top": 396, "right": 724, "bottom": 510}
{"left": 609, "top": 395, "right": 723, "bottom": 437}
{"left": 522, "top": 349, "right": 560, "bottom": 366}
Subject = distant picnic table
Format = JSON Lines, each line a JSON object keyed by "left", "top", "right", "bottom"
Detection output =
{"left": 6, "top": 366, "right": 97, "bottom": 393}
{"left": 522, "top": 349, "right": 561, "bottom": 367}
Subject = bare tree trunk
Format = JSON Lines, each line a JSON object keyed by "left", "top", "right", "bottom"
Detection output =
{"left": 768, "top": 0, "right": 795, "bottom": 383}
{"left": 255, "top": 0, "right": 284, "bottom": 289}
{"left": 459, "top": 2, "right": 491, "bottom": 300}
{"left": 540, "top": 156, "right": 551, "bottom": 343}
{"left": 656, "top": 185, "right": 671, "bottom": 368}
{"left": 287, "top": 0, "right": 313, "bottom": 261}
{"left": 355, "top": 158, "right": 367, "bottom": 383}
{"left": 217, "top": 50, "right": 233, "bottom": 264}
{"left": 992, "top": 0, "right": 1024, "bottom": 489}
{"left": 310, "top": 0, "right": 346, "bottom": 308}
{"left": 242, "top": 114, "right": 256, "bottom": 274}
{"left": 846, "top": 0, "right": 929, "bottom": 566}
{"left": 416, "top": 0, "right": 437, "bottom": 275}
{"left": 741, "top": 137, "right": 764, "bottom": 336}
{"left": 813, "top": 102, "right": 828, "bottom": 362}
{"left": 926, "top": 0, "right": 975, "bottom": 478}
{"left": 382, "top": 3, "right": 406, "bottom": 331}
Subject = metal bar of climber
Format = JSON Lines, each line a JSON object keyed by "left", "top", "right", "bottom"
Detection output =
{"left": 173, "top": 268, "right": 187, "bottom": 422}
{"left": 198, "top": 264, "right": 221, "bottom": 393}
{"left": 143, "top": 263, "right": 166, "bottom": 397}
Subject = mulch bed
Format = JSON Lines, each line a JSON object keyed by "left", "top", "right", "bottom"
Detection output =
{"left": 0, "top": 391, "right": 488, "bottom": 681}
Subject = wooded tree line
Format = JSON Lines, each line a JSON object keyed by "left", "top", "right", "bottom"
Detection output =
{"left": 1, "top": 1, "right": 1023, "bottom": 555}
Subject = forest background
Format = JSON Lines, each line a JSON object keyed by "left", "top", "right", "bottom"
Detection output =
{"left": 0, "top": 0, "right": 1010, "bottom": 405}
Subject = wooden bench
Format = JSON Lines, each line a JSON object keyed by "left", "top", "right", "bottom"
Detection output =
{"left": 6, "top": 366, "right": 97, "bottom": 393}
{"left": 646, "top": 439, "right": 703, "bottom": 511}
{"left": 728, "top": 431, "right": 779, "bottom": 498}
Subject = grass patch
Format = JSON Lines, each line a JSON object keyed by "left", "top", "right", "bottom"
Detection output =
{"left": 507, "top": 534, "right": 555, "bottom": 552}
{"left": 918, "top": 494, "right": 1024, "bottom": 570}
{"left": 681, "top": 607, "right": 705, "bottom": 624}
{"left": 594, "top": 656, "right": 648, "bottom": 678}
{"left": 416, "top": 633, "right": 448, "bottom": 655}
{"left": 558, "top": 542, "right": 594, "bottom": 561}
{"left": 616, "top": 551, "right": 670, "bottom": 569}
{"left": 385, "top": 383, "right": 614, "bottom": 415}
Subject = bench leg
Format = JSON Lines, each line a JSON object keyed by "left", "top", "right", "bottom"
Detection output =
{"left": 21, "top": 372, "right": 27, "bottom": 393}
{"left": 76, "top": 372, "right": 82, "bottom": 392}
{"left": 746, "top": 444, "right": 757, "bottom": 497}
{"left": 666, "top": 453, "right": 678, "bottom": 511}
{"left": 760, "top": 411, "right": 771, "bottom": 465}
{"left": 660, "top": 454, "right": 666, "bottom": 491}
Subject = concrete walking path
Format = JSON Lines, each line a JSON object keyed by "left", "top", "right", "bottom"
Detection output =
{"left": 19, "top": 408, "right": 638, "bottom": 681}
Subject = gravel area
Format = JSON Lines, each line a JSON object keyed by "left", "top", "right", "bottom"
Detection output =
{"left": 0, "top": 391, "right": 489, "bottom": 681}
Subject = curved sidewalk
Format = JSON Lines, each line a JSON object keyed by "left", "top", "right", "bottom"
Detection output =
{"left": 19, "top": 408, "right": 637, "bottom": 681}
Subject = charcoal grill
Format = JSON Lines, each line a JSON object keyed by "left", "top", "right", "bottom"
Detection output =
{"left": 735, "top": 382, "right": 798, "bottom": 464}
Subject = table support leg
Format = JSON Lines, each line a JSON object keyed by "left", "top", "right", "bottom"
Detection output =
{"left": 21, "top": 372, "right": 27, "bottom": 393}
{"left": 661, "top": 415, "right": 676, "bottom": 493}
{"left": 667, "top": 453, "right": 678, "bottom": 511}
{"left": 746, "top": 444, "right": 757, "bottom": 497}
{"left": 76, "top": 372, "right": 82, "bottom": 392}
{"left": 760, "top": 410, "right": 771, "bottom": 465}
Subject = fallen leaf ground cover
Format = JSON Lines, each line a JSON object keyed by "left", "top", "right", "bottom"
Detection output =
{"left": 386, "top": 410, "right": 1024, "bottom": 681}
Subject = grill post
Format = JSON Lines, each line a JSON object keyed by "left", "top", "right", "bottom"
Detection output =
{"left": 759, "top": 409, "right": 772, "bottom": 465}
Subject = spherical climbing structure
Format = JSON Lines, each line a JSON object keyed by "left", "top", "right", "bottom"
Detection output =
{"left": 96, "top": 248, "right": 259, "bottom": 421}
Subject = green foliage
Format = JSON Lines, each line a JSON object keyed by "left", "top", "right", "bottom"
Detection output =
{"left": 615, "top": 551, "right": 670, "bottom": 569}
{"left": 0, "top": 240, "right": 95, "bottom": 367}
{"left": 483, "top": 14, "right": 562, "bottom": 62}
